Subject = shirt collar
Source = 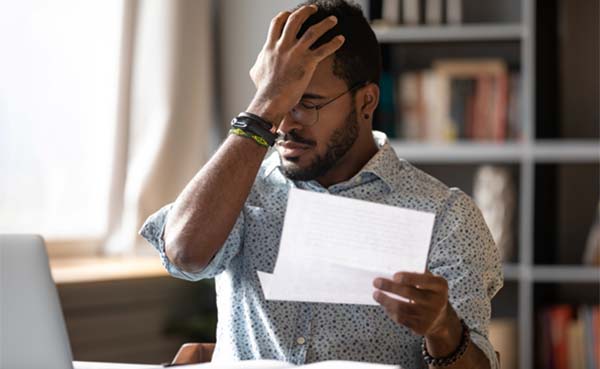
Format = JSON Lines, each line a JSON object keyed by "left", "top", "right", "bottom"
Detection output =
{"left": 358, "top": 131, "right": 401, "bottom": 191}
{"left": 263, "top": 149, "right": 282, "bottom": 179}
{"left": 263, "top": 131, "right": 402, "bottom": 191}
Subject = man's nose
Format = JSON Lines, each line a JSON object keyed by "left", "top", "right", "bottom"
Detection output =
{"left": 277, "top": 112, "right": 304, "bottom": 137}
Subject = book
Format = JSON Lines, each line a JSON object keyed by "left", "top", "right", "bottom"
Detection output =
{"left": 583, "top": 202, "right": 600, "bottom": 266}
{"left": 593, "top": 307, "right": 600, "bottom": 369}
{"left": 449, "top": 78, "right": 475, "bottom": 138}
{"left": 422, "top": 70, "right": 449, "bottom": 141}
{"left": 568, "top": 318, "right": 586, "bottom": 369}
{"left": 375, "top": 71, "right": 397, "bottom": 138}
{"left": 491, "top": 72, "right": 509, "bottom": 140}
{"left": 381, "top": 0, "right": 401, "bottom": 25}
{"left": 581, "top": 306, "right": 595, "bottom": 369}
{"left": 550, "top": 305, "right": 574, "bottom": 369}
{"left": 507, "top": 73, "right": 523, "bottom": 140}
{"left": 538, "top": 305, "right": 600, "bottom": 369}
{"left": 402, "top": 0, "right": 420, "bottom": 25}
{"left": 445, "top": 0, "right": 462, "bottom": 24}
{"left": 398, "top": 72, "right": 423, "bottom": 139}
{"left": 425, "top": 0, "right": 443, "bottom": 24}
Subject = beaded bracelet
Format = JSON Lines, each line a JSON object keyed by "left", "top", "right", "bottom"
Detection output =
{"left": 230, "top": 114, "right": 277, "bottom": 147}
{"left": 229, "top": 127, "right": 270, "bottom": 148}
{"left": 421, "top": 319, "right": 470, "bottom": 367}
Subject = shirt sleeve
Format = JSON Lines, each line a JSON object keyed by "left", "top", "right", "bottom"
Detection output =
{"left": 427, "top": 189, "right": 504, "bottom": 369}
{"left": 138, "top": 203, "right": 245, "bottom": 281}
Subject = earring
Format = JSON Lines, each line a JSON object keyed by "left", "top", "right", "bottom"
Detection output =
{"left": 364, "top": 114, "right": 370, "bottom": 119}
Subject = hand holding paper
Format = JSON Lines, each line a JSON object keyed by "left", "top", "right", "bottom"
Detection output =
{"left": 258, "top": 188, "right": 436, "bottom": 305}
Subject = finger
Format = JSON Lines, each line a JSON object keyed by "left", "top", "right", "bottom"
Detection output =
{"left": 266, "top": 11, "right": 291, "bottom": 47}
{"left": 373, "top": 290, "right": 419, "bottom": 322}
{"left": 312, "top": 35, "right": 345, "bottom": 61}
{"left": 171, "top": 343, "right": 202, "bottom": 365}
{"left": 281, "top": 4, "right": 318, "bottom": 44}
{"left": 297, "top": 15, "right": 338, "bottom": 48}
{"left": 392, "top": 272, "right": 447, "bottom": 292}
{"left": 373, "top": 278, "right": 431, "bottom": 303}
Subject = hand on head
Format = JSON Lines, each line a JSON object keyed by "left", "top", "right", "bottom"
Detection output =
{"left": 247, "top": 5, "right": 345, "bottom": 127}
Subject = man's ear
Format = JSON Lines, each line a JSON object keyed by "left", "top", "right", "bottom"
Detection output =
{"left": 357, "top": 83, "right": 380, "bottom": 121}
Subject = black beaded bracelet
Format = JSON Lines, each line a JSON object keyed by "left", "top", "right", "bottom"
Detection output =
{"left": 421, "top": 319, "right": 470, "bottom": 367}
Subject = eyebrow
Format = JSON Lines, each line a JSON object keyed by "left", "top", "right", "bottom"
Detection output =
{"left": 301, "top": 92, "right": 326, "bottom": 100}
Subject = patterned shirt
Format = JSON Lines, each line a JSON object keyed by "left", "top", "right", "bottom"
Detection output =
{"left": 140, "top": 131, "right": 503, "bottom": 369}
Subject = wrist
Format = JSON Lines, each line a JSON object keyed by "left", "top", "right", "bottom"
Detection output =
{"left": 422, "top": 318, "right": 470, "bottom": 367}
{"left": 246, "top": 94, "right": 288, "bottom": 129}
{"left": 425, "top": 305, "right": 463, "bottom": 357}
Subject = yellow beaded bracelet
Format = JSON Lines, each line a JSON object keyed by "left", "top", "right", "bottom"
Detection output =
{"left": 229, "top": 127, "right": 270, "bottom": 148}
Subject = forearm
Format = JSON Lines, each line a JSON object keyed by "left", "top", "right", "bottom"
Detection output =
{"left": 164, "top": 3, "right": 343, "bottom": 273}
{"left": 164, "top": 132, "right": 267, "bottom": 272}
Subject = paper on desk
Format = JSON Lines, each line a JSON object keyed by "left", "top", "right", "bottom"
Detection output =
{"left": 259, "top": 188, "right": 435, "bottom": 305}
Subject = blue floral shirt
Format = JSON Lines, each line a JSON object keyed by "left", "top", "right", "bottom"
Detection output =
{"left": 140, "top": 131, "right": 503, "bottom": 369}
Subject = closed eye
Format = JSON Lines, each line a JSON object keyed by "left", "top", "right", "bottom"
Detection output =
{"left": 299, "top": 101, "right": 317, "bottom": 110}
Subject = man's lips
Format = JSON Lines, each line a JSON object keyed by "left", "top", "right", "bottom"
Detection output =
{"left": 277, "top": 141, "right": 313, "bottom": 157}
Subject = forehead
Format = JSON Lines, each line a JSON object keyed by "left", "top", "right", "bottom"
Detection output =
{"left": 305, "top": 55, "right": 348, "bottom": 96}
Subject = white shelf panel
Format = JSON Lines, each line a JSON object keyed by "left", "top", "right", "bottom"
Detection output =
{"left": 373, "top": 23, "right": 525, "bottom": 43}
{"left": 531, "top": 265, "right": 600, "bottom": 282}
{"left": 389, "top": 140, "right": 600, "bottom": 163}
{"left": 503, "top": 263, "right": 521, "bottom": 281}
{"left": 533, "top": 140, "right": 600, "bottom": 162}
{"left": 390, "top": 141, "right": 524, "bottom": 163}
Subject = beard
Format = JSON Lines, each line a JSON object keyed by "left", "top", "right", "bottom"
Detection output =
{"left": 280, "top": 107, "right": 359, "bottom": 181}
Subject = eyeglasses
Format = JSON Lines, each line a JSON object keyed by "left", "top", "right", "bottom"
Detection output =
{"left": 289, "top": 81, "right": 368, "bottom": 126}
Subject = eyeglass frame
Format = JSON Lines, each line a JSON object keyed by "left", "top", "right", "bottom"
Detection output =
{"left": 289, "top": 81, "right": 369, "bottom": 126}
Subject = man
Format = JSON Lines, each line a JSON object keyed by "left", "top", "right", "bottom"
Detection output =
{"left": 140, "top": 1, "right": 503, "bottom": 368}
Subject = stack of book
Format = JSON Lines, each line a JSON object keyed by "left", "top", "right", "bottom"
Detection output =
{"left": 537, "top": 305, "right": 599, "bottom": 369}
{"left": 370, "top": 0, "right": 463, "bottom": 26}
{"left": 393, "top": 59, "right": 522, "bottom": 142}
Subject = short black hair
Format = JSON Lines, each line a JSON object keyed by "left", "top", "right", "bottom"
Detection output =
{"left": 294, "top": 0, "right": 382, "bottom": 89}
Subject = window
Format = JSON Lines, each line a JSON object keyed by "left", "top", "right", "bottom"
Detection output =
{"left": 0, "top": 0, "right": 124, "bottom": 245}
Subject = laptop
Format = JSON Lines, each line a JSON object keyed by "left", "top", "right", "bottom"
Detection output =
{"left": 0, "top": 235, "right": 163, "bottom": 369}
{"left": 1, "top": 234, "right": 73, "bottom": 369}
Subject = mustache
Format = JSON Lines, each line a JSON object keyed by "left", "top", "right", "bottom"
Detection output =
{"left": 276, "top": 130, "right": 316, "bottom": 146}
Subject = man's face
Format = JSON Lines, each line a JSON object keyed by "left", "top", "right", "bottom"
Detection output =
{"left": 275, "top": 56, "right": 360, "bottom": 181}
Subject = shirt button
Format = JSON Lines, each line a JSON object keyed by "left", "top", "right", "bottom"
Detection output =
{"left": 296, "top": 337, "right": 306, "bottom": 345}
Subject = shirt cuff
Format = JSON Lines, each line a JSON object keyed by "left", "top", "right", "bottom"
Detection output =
{"left": 470, "top": 330, "right": 500, "bottom": 369}
{"left": 138, "top": 203, "right": 204, "bottom": 281}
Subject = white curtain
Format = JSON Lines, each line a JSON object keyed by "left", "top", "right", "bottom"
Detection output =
{"left": 105, "top": 0, "right": 215, "bottom": 255}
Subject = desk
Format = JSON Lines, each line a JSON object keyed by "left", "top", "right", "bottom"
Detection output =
{"left": 74, "top": 361, "right": 402, "bottom": 369}
{"left": 74, "top": 362, "right": 163, "bottom": 369}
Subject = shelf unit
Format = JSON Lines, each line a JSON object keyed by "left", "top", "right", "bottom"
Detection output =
{"left": 373, "top": 23, "right": 525, "bottom": 42}
{"left": 369, "top": 1, "right": 600, "bottom": 368}
{"left": 390, "top": 141, "right": 600, "bottom": 163}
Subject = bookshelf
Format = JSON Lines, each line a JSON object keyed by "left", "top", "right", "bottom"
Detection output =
{"left": 368, "top": 0, "right": 600, "bottom": 368}
{"left": 373, "top": 23, "right": 525, "bottom": 42}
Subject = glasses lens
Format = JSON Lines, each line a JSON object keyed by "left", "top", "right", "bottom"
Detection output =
{"left": 290, "top": 104, "right": 317, "bottom": 126}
